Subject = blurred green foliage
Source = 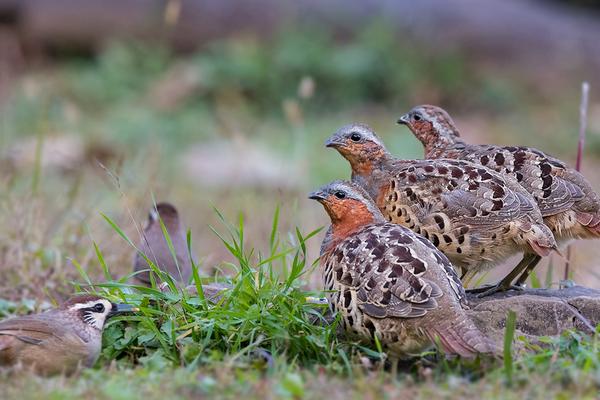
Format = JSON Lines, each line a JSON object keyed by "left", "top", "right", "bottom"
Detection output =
{"left": 191, "top": 23, "right": 523, "bottom": 112}
{"left": 40, "top": 22, "right": 522, "bottom": 116}
{"left": 3, "top": 20, "right": 592, "bottom": 164}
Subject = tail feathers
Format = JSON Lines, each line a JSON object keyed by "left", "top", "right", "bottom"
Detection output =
{"left": 524, "top": 224, "right": 558, "bottom": 257}
{"left": 426, "top": 318, "right": 500, "bottom": 358}
{"left": 576, "top": 212, "right": 600, "bottom": 236}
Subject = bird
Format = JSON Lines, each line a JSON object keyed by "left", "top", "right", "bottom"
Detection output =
{"left": 0, "top": 294, "right": 135, "bottom": 375}
{"left": 309, "top": 180, "right": 498, "bottom": 359}
{"left": 134, "top": 202, "right": 192, "bottom": 286}
{"left": 398, "top": 105, "right": 600, "bottom": 255}
{"left": 325, "top": 123, "right": 557, "bottom": 296}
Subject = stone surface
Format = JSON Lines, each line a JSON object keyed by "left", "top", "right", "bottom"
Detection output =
{"left": 466, "top": 286, "right": 600, "bottom": 344}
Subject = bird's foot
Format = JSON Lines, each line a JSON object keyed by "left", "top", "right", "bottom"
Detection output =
{"left": 477, "top": 284, "right": 524, "bottom": 299}
{"left": 466, "top": 283, "right": 524, "bottom": 297}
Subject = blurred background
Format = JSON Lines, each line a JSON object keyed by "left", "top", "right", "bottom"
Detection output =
{"left": 0, "top": 0, "right": 599, "bottom": 301}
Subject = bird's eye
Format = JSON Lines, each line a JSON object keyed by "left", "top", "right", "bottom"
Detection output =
{"left": 413, "top": 113, "right": 422, "bottom": 121}
{"left": 93, "top": 303, "right": 105, "bottom": 313}
{"left": 334, "top": 191, "right": 346, "bottom": 199}
{"left": 350, "top": 133, "right": 362, "bottom": 142}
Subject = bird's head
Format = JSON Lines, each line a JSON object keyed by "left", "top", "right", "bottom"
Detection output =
{"left": 309, "top": 180, "right": 384, "bottom": 232}
{"left": 61, "top": 295, "right": 136, "bottom": 331}
{"left": 148, "top": 202, "right": 180, "bottom": 224}
{"left": 397, "top": 105, "right": 461, "bottom": 154}
{"left": 325, "top": 124, "right": 391, "bottom": 178}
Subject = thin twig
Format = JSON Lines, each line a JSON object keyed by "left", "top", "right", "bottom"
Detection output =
{"left": 565, "top": 81, "right": 590, "bottom": 281}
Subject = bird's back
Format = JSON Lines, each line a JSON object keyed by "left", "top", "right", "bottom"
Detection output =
{"left": 364, "top": 158, "right": 555, "bottom": 271}
{"left": 0, "top": 313, "right": 92, "bottom": 374}
{"left": 134, "top": 225, "right": 192, "bottom": 285}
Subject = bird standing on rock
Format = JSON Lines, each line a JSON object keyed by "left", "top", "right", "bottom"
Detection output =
{"left": 0, "top": 295, "right": 135, "bottom": 375}
{"left": 398, "top": 105, "right": 600, "bottom": 250}
{"left": 326, "top": 124, "right": 557, "bottom": 296}
{"left": 310, "top": 180, "right": 498, "bottom": 358}
{"left": 134, "top": 202, "right": 192, "bottom": 286}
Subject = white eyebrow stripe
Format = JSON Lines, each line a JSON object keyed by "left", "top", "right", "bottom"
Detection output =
{"left": 69, "top": 299, "right": 110, "bottom": 311}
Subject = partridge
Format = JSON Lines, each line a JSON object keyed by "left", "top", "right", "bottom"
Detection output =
{"left": 398, "top": 105, "right": 600, "bottom": 252}
{"left": 134, "top": 202, "right": 192, "bottom": 286}
{"left": 310, "top": 180, "right": 497, "bottom": 358}
{"left": 326, "top": 124, "right": 557, "bottom": 295}
{"left": 0, "top": 295, "right": 135, "bottom": 375}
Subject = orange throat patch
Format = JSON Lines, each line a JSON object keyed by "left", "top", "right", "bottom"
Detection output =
{"left": 328, "top": 199, "right": 376, "bottom": 244}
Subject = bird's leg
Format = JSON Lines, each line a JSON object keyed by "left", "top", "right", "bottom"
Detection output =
{"left": 389, "top": 356, "right": 399, "bottom": 377}
{"left": 473, "top": 254, "right": 537, "bottom": 298}
{"left": 514, "top": 255, "right": 542, "bottom": 287}
{"left": 461, "top": 269, "right": 478, "bottom": 288}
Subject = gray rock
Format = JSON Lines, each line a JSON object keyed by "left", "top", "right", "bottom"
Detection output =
{"left": 466, "top": 286, "right": 600, "bottom": 344}
{"left": 306, "top": 286, "right": 600, "bottom": 346}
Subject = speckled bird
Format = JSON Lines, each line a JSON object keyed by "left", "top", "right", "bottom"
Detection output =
{"left": 310, "top": 180, "right": 497, "bottom": 358}
{"left": 326, "top": 124, "right": 557, "bottom": 295}
{"left": 134, "top": 202, "right": 192, "bottom": 286}
{"left": 398, "top": 105, "right": 600, "bottom": 250}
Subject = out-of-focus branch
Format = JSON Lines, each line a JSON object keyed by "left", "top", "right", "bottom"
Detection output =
{"left": 565, "top": 81, "right": 590, "bottom": 281}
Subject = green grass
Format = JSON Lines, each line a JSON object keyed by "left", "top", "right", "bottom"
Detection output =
{"left": 2, "top": 205, "right": 600, "bottom": 399}
{"left": 86, "top": 208, "right": 347, "bottom": 370}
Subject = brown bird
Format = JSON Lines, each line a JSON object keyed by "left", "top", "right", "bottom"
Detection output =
{"left": 326, "top": 124, "right": 557, "bottom": 296}
{"left": 310, "top": 180, "right": 497, "bottom": 358}
{"left": 134, "top": 202, "right": 192, "bottom": 286}
{"left": 0, "top": 295, "right": 134, "bottom": 375}
{"left": 398, "top": 105, "right": 600, "bottom": 253}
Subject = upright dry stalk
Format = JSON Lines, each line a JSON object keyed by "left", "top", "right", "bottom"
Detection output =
{"left": 565, "top": 81, "right": 590, "bottom": 281}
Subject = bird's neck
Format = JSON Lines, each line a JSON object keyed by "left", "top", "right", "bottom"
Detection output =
{"left": 351, "top": 152, "right": 394, "bottom": 199}
{"left": 423, "top": 130, "right": 464, "bottom": 159}
{"left": 323, "top": 205, "right": 381, "bottom": 252}
{"left": 161, "top": 216, "right": 180, "bottom": 231}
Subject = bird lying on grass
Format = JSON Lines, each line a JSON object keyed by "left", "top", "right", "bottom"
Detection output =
{"left": 0, "top": 295, "right": 136, "bottom": 375}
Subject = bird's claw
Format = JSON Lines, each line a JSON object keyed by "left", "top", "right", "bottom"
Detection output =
{"left": 471, "top": 283, "right": 524, "bottom": 298}
{"left": 466, "top": 281, "right": 525, "bottom": 295}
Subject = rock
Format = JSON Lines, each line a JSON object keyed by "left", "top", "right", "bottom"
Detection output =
{"left": 305, "top": 285, "right": 600, "bottom": 345}
{"left": 466, "top": 286, "right": 600, "bottom": 344}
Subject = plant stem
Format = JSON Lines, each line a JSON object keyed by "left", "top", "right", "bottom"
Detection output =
{"left": 565, "top": 81, "right": 590, "bottom": 281}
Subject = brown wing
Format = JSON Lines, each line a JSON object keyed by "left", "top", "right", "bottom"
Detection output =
{"left": 0, "top": 316, "right": 62, "bottom": 367}
{"left": 462, "top": 146, "right": 589, "bottom": 216}
{"left": 0, "top": 315, "right": 90, "bottom": 373}
{"left": 326, "top": 224, "right": 464, "bottom": 319}
{"left": 389, "top": 159, "right": 532, "bottom": 228}
{"left": 0, "top": 316, "right": 60, "bottom": 344}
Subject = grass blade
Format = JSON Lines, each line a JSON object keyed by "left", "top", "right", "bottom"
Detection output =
{"left": 504, "top": 310, "right": 517, "bottom": 385}
{"left": 93, "top": 241, "right": 113, "bottom": 281}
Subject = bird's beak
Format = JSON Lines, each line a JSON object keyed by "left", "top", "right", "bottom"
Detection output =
{"left": 397, "top": 114, "right": 410, "bottom": 125}
{"left": 324, "top": 135, "right": 344, "bottom": 148}
{"left": 110, "top": 303, "right": 139, "bottom": 316}
{"left": 308, "top": 190, "right": 328, "bottom": 201}
{"left": 149, "top": 209, "right": 159, "bottom": 222}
